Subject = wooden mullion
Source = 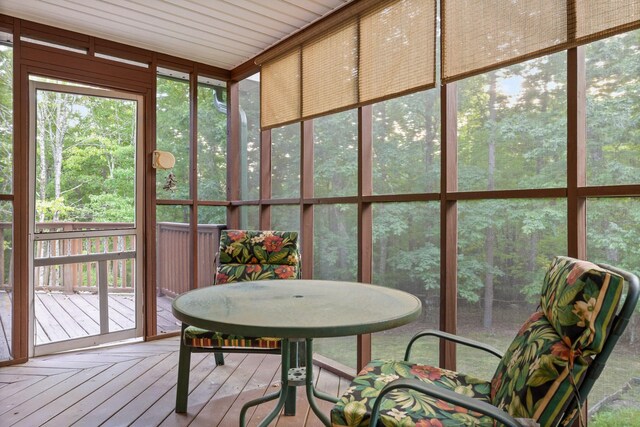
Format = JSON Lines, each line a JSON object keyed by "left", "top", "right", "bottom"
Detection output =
{"left": 448, "top": 188, "right": 566, "bottom": 200}
{"left": 155, "top": 199, "right": 194, "bottom": 205}
{"left": 0, "top": 14, "right": 13, "bottom": 31}
{"left": 567, "top": 42, "right": 587, "bottom": 427}
{"left": 20, "top": 45, "right": 153, "bottom": 86}
{"left": 195, "top": 200, "right": 231, "bottom": 207}
{"left": 18, "top": 63, "right": 150, "bottom": 94}
{"left": 577, "top": 185, "right": 640, "bottom": 197}
{"left": 301, "top": 120, "right": 314, "bottom": 279}
{"left": 144, "top": 57, "right": 158, "bottom": 339}
{"left": 259, "top": 198, "right": 300, "bottom": 205}
{"left": 190, "top": 67, "right": 198, "bottom": 291}
{"left": 357, "top": 105, "right": 373, "bottom": 372}
{"left": 362, "top": 193, "right": 440, "bottom": 203}
{"left": 260, "top": 129, "right": 272, "bottom": 228}
{"left": 93, "top": 38, "right": 153, "bottom": 64}
{"left": 227, "top": 81, "right": 240, "bottom": 229}
{"left": 20, "top": 19, "right": 90, "bottom": 49}
{"left": 13, "top": 19, "right": 28, "bottom": 361}
{"left": 440, "top": 82, "right": 458, "bottom": 371}
{"left": 567, "top": 47, "right": 586, "bottom": 259}
{"left": 301, "top": 196, "right": 359, "bottom": 204}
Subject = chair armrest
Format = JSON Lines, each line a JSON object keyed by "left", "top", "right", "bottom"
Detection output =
{"left": 369, "top": 378, "right": 522, "bottom": 427}
{"left": 405, "top": 329, "right": 504, "bottom": 361}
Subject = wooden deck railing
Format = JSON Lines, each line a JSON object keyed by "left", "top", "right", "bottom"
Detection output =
{"left": 156, "top": 222, "right": 225, "bottom": 297}
{"left": 0, "top": 222, "right": 225, "bottom": 295}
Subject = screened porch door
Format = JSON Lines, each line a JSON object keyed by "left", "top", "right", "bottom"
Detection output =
{"left": 28, "top": 80, "right": 144, "bottom": 356}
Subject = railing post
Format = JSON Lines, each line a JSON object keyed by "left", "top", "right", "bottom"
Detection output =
{"left": 63, "top": 224, "right": 74, "bottom": 293}
{"left": 98, "top": 260, "right": 109, "bottom": 334}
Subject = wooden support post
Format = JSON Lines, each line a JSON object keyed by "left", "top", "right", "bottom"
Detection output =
{"left": 441, "top": 83, "right": 458, "bottom": 371}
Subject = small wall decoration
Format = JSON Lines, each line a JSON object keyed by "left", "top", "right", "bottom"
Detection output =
{"left": 153, "top": 150, "right": 178, "bottom": 191}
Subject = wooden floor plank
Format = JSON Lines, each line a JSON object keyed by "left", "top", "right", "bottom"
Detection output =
{"left": 157, "top": 352, "right": 249, "bottom": 427}
{"left": 34, "top": 293, "right": 71, "bottom": 344}
{"left": 49, "top": 292, "right": 100, "bottom": 336}
{"left": 12, "top": 358, "right": 142, "bottom": 427}
{"left": 0, "top": 368, "right": 89, "bottom": 421}
{"left": 106, "top": 294, "right": 136, "bottom": 330}
{"left": 76, "top": 351, "right": 207, "bottom": 427}
{"left": 0, "top": 337, "right": 349, "bottom": 427}
{"left": 39, "top": 292, "right": 93, "bottom": 340}
{"left": 28, "top": 352, "right": 139, "bottom": 366}
{"left": 0, "top": 290, "right": 13, "bottom": 360}
{"left": 0, "top": 365, "right": 78, "bottom": 376}
{"left": 187, "top": 353, "right": 271, "bottom": 427}
{"left": 43, "top": 352, "right": 173, "bottom": 427}
{"left": 78, "top": 293, "right": 128, "bottom": 331}
{"left": 0, "top": 376, "right": 44, "bottom": 401}
{"left": 156, "top": 296, "right": 181, "bottom": 334}
{"left": 101, "top": 351, "right": 232, "bottom": 426}
{"left": 0, "top": 373, "right": 45, "bottom": 384}
{"left": 272, "top": 363, "right": 322, "bottom": 427}
{"left": 220, "top": 353, "right": 282, "bottom": 426}
{"left": 304, "top": 367, "right": 342, "bottom": 427}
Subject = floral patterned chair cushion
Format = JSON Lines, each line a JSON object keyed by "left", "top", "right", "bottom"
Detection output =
{"left": 539, "top": 256, "right": 624, "bottom": 354}
{"left": 330, "top": 359, "right": 494, "bottom": 427}
{"left": 183, "top": 327, "right": 281, "bottom": 349}
{"left": 490, "top": 256, "right": 625, "bottom": 426}
{"left": 332, "top": 256, "right": 628, "bottom": 427}
{"left": 490, "top": 311, "right": 590, "bottom": 426}
{"left": 183, "top": 229, "right": 301, "bottom": 349}
{"left": 217, "top": 230, "right": 300, "bottom": 266}
{"left": 215, "top": 263, "right": 299, "bottom": 284}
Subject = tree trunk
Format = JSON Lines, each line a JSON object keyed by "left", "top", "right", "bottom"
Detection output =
{"left": 52, "top": 93, "right": 72, "bottom": 221}
{"left": 423, "top": 92, "right": 437, "bottom": 192}
{"left": 483, "top": 72, "right": 498, "bottom": 330}
{"left": 378, "top": 234, "right": 388, "bottom": 277}
{"left": 36, "top": 102, "right": 48, "bottom": 223}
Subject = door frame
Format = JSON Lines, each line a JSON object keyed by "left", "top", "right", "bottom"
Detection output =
{"left": 28, "top": 79, "right": 145, "bottom": 356}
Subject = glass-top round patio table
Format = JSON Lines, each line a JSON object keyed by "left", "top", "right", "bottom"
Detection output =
{"left": 172, "top": 279, "right": 422, "bottom": 426}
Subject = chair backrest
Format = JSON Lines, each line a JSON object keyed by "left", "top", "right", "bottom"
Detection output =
{"left": 490, "top": 256, "right": 639, "bottom": 426}
{"left": 214, "top": 230, "right": 301, "bottom": 284}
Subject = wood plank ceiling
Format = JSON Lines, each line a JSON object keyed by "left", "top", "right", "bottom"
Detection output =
{"left": 0, "top": 0, "right": 353, "bottom": 70}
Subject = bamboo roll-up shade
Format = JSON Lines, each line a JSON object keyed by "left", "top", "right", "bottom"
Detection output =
{"left": 442, "top": 0, "right": 640, "bottom": 84}
{"left": 261, "top": 49, "right": 301, "bottom": 129}
{"left": 360, "top": 0, "right": 436, "bottom": 103}
{"left": 576, "top": 1, "right": 640, "bottom": 40}
{"left": 260, "top": 0, "right": 437, "bottom": 129}
{"left": 302, "top": 19, "right": 358, "bottom": 119}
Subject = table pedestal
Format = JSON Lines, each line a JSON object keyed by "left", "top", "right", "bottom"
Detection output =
{"left": 240, "top": 338, "right": 339, "bottom": 427}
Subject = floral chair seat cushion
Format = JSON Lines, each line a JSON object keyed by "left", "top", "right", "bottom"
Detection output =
{"left": 215, "top": 263, "right": 299, "bottom": 284}
{"left": 183, "top": 326, "right": 281, "bottom": 349}
{"left": 331, "top": 359, "right": 493, "bottom": 427}
{"left": 218, "top": 230, "right": 300, "bottom": 266}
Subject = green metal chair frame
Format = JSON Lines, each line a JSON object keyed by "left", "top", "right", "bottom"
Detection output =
{"left": 175, "top": 230, "right": 302, "bottom": 414}
{"left": 367, "top": 263, "right": 639, "bottom": 426}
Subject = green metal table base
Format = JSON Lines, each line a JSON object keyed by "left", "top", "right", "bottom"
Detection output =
{"left": 240, "top": 338, "right": 339, "bottom": 427}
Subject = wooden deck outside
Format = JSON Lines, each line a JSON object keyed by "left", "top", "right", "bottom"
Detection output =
{"left": 0, "top": 337, "right": 349, "bottom": 426}
{"left": 0, "top": 291, "right": 180, "bottom": 358}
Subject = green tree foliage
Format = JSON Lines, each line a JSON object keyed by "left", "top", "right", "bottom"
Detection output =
{"left": 0, "top": 45, "right": 12, "bottom": 195}
{"left": 197, "top": 84, "right": 227, "bottom": 203}
{"left": 0, "top": 44, "right": 12, "bottom": 284}
{"left": 156, "top": 76, "right": 190, "bottom": 201}
{"left": 34, "top": 88, "right": 136, "bottom": 225}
